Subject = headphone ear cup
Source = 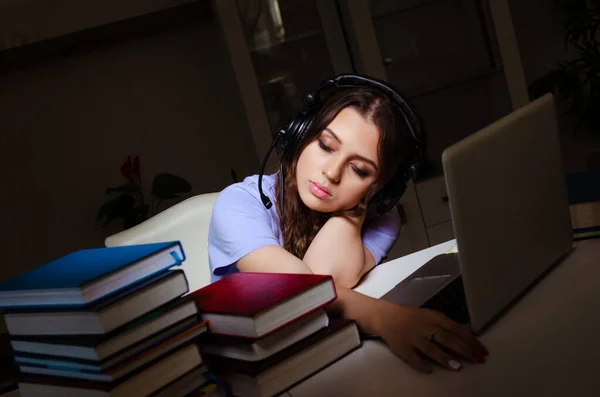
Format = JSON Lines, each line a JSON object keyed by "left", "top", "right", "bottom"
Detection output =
{"left": 366, "top": 170, "right": 410, "bottom": 220}
{"left": 279, "top": 114, "right": 304, "bottom": 153}
{"left": 280, "top": 109, "right": 318, "bottom": 159}
{"left": 297, "top": 110, "right": 317, "bottom": 145}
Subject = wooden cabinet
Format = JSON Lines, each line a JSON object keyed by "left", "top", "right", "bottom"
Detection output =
{"left": 416, "top": 176, "right": 456, "bottom": 245}
{"left": 213, "top": 0, "right": 527, "bottom": 259}
{"left": 416, "top": 176, "right": 451, "bottom": 228}
{"left": 371, "top": 0, "right": 499, "bottom": 98}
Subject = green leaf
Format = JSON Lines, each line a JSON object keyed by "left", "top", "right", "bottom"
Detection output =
{"left": 151, "top": 173, "right": 192, "bottom": 200}
{"left": 97, "top": 197, "right": 120, "bottom": 220}
{"left": 122, "top": 204, "right": 150, "bottom": 229}
{"left": 136, "top": 204, "right": 150, "bottom": 220}
{"left": 105, "top": 182, "right": 140, "bottom": 195}
{"left": 100, "top": 194, "right": 136, "bottom": 227}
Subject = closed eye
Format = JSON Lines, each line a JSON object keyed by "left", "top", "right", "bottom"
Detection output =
{"left": 352, "top": 166, "right": 369, "bottom": 178}
{"left": 318, "top": 139, "right": 333, "bottom": 153}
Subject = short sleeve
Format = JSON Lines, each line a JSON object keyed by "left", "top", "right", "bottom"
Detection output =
{"left": 207, "top": 184, "right": 280, "bottom": 279}
{"left": 362, "top": 207, "right": 401, "bottom": 265}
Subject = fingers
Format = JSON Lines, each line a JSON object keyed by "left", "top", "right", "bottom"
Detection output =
{"left": 379, "top": 305, "right": 489, "bottom": 374}
{"left": 450, "top": 324, "right": 489, "bottom": 358}
{"left": 426, "top": 310, "right": 489, "bottom": 358}
{"left": 429, "top": 328, "right": 485, "bottom": 364}
{"left": 395, "top": 346, "right": 433, "bottom": 374}
{"left": 417, "top": 338, "right": 462, "bottom": 371}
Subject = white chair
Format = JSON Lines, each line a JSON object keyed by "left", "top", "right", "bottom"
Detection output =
{"left": 105, "top": 192, "right": 219, "bottom": 293}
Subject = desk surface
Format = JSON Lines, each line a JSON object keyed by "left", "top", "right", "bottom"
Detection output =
{"left": 289, "top": 238, "right": 600, "bottom": 397}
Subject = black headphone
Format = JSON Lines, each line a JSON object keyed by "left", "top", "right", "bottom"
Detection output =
{"left": 258, "top": 73, "right": 426, "bottom": 220}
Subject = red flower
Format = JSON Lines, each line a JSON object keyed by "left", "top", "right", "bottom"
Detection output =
{"left": 120, "top": 156, "right": 132, "bottom": 182}
{"left": 121, "top": 156, "right": 141, "bottom": 182}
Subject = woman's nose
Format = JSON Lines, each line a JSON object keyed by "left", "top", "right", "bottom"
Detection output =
{"left": 323, "top": 158, "right": 343, "bottom": 183}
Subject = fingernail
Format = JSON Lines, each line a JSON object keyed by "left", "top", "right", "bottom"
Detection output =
{"left": 449, "top": 360, "right": 462, "bottom": 371}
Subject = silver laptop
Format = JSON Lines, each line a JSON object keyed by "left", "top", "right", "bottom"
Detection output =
{"left": 382, "top": 93, "right": 574, "bottom": 334}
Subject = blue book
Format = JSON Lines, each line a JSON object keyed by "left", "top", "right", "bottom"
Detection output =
{"left": 11, "top": 317, "right": 208, "bottom": 382}
{"left": 0, "top": 241, "right": 185, "bottom": 309}
{"left": 3, "top": 271, "right": 190, "bottom": 337}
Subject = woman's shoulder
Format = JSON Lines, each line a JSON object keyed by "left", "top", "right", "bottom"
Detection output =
{"left": 209, "top": 173, "right": 281, "bottom": 239}
{"left": 214, "top": 173, "right": 278, "bottom": 211}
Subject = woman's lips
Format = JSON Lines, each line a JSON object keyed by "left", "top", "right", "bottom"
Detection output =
{"left": 309, "top": 182, "right": 331, "bottom": 199}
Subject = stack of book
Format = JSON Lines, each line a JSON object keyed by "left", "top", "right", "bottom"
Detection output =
{"left": 191, "top": 272, "right": 362, "bottom": 397}
{"left": 0, "top": 326, "right": 18, "bottom": 395}
{"left": 565, "top": 170, "right": 600, "bottom": 240}
{"left": 0, "top": 241, "right": 218, "bottom": 397}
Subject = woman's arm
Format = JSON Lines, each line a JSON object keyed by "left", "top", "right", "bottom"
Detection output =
{"left": 210, "top": 184, "right": 488, "bottom": 373}
{"left": 236, "top": 245, "right": 379, "bottom": 339}
{"left": 236, "top": 246, "right": 488, "bottom": 373}
{"left": 302, "top": 215, "right": 374, "bottom": 289}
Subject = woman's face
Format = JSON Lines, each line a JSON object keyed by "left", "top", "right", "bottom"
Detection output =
{"left": 296, "top": 106, "right": 380, "bottom": 213}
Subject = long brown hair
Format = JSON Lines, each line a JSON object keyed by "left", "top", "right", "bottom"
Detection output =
{"left": 275, "top": 87, "right": 414, "bottom": 259}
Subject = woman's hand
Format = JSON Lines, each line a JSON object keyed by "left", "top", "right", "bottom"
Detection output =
{"left": 372, "top": 300, "right": 489, "bottom": 373}
{"left": 332, "top": 207, "right": 366, "bottom": 229}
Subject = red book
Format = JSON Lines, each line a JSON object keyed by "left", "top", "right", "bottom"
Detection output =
{"left": 190, "top": 272, "right": 337, "bottom": 338}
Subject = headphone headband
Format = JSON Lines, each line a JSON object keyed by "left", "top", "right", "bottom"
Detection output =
{"left": 305, "top": 74, "right": 424, "bottom": 149}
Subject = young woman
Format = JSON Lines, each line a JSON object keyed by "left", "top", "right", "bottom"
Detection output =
{"left": 207, "top": 76, "right": 488, "bottom": 373}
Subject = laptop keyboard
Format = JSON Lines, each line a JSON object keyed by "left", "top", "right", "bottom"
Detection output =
{"left": 422, "top": 276, "right": 471, "bottom": 325}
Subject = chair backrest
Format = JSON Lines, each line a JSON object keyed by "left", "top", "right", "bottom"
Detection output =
{"left": 105, "top": 192, "right": 219, "bottom": 293}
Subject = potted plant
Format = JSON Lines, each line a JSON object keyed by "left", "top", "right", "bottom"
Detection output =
{"left": 529, "top": 0, "right": 600, "bottom": 134}
{"left": 97, "top": 156, "right": 192, "bottom": 230}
